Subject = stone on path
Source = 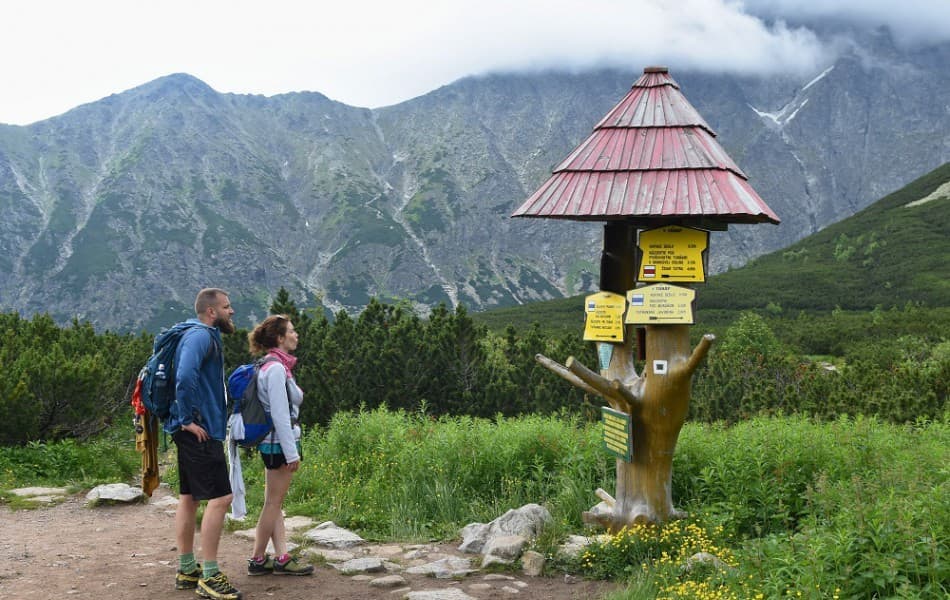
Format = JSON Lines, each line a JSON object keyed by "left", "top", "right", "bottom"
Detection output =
{"left": 304, "top": 547, "right": 356, "bottom": 562}
{"left": 458, "top": 504, "right": 551, "bottom": 554}
{"left": 303, "top": 521, "right": 365, "bottom": 548}
{"left": 86, "top": 483, "right": 144, "bottom": 505}
{"left": 334, "top": 557, "right": 385, "bottom": 574}
{"left": 405, "top": 556, "right": 476, "bottom": 579}
{"left": 405, "top": 590, "right": 478, "bottom": 600}
{"left": 521, "top": 550, "right": 545, "bottom": 576}
{"left": 369, "top": 574, "right": 407, "bottom": 588}
{"left": 11, "top": 486, "right": 69, "bottom": 504}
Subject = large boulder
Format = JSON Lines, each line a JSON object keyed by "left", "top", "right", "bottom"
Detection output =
{"left": 458, "top": 503, "right": 552, "bottom": 554}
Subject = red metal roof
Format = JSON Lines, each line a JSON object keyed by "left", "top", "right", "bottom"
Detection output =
{"left": 512, "top": 67, "right": 779, "bottom": 224}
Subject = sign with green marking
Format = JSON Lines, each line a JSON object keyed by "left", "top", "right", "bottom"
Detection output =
{"left": 601, "top": 406, "right": 633, "bottom": 462}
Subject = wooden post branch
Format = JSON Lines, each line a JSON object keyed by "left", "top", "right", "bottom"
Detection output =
{"left": 685, "top": 334, "right": 715, "bottom": 375}
{"left": 534, "top": 353, "right": 600, "bottom": 397}
{"left": 535, "top": 353, "right": 636, "bottom": 413}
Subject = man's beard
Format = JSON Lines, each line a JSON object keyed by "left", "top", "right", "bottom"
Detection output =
{"left": 215, "top": 314, "right": 236, "bottom": 334}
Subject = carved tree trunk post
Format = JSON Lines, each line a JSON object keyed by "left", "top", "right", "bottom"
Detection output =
{"left": 515, "top": 66, "right": 773, "bottom": 532}
{"left": 601, "top": 222, "right": 704, "bottom": 527}
{"left": 616, "top": 323, "right": 708, "bottom": 526}
{"left": 537, "top": 221, "right": 714, "bottom": 532}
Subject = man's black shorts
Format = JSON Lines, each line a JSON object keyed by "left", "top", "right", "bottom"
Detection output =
{"left": 172, "top": 430, "right": 232, "bottom": 501}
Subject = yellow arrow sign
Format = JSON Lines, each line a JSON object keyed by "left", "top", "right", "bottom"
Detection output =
{"left": 583, "top": 291, "right": 626, "bottom": 342}
{"left": 625, "top": 284, "right": 696, "bottom": 325}
{"left": 637, "top": 225, "right": 709, "bottom": 283}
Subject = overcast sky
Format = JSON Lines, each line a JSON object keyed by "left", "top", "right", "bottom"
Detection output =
{"left": 1, "top": 0, "right": 948, "bottom": 125}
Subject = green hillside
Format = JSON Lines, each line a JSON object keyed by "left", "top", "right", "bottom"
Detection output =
{"left": 699, "top": 161, "right": 950, "bottom": 312}
{"left": 475, "top": 162, "right": 950, "bottom": 334}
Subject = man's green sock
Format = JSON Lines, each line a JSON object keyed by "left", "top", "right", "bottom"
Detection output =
{"left": 203, "top": 560, "right": 220, "bottom": 579}
{"left": 179, "top": 553, "right": 197, "bottom": 574}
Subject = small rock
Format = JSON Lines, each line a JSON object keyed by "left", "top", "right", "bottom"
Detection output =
{"left": 406, "top": 590, "right": 478, "bottom": 600}
{"left": 468, "top": 583, "right": 492, "bottom": 591}
{"left": 480, "top": 554, "right": 511, "bottom": 569}
{"left": 303, "top": 521, "right": 365, "bottom": 548}
{"left": 501, "top": 586, "right": 521, "bottom": 594}
{"left": 334, "top": 557, "right": 385, "bottom": 574}
{"left": 369, "top": 575, "right": 408, "bottom": 588}
{"left": 10, "top": 487, "right": 69, "bottom": 498}
{"left": 303, "top": 547, "right": 356, "bottom": 562}
{"left": 521, "top": 550, "right": 545, "bottom": 577}
{"left": 406, "top": 557, "right": 475, "bottom": 579}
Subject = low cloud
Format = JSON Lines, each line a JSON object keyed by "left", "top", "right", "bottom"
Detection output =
{"left": 741, "top": 0, "right": 950, "bottom": 45}
{"left": 1, "top": 0, "right": 947, "bottom": 124}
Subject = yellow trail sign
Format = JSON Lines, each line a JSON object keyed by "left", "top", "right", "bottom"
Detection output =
{"left": 584, "top": 291, "right": 626, "bottom": 342}
{"left": 625, "top": 284, "right": 696, "bottom": 325}
{"left": 637, "top": 225, "right": 709, "bottom": 283}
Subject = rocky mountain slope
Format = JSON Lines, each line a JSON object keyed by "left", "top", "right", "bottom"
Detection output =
{"left": 1, "top": 26, "right": 948, "bottom": 331}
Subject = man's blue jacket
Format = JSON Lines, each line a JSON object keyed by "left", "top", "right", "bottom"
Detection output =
{"left": 163, "top": 319, "right": 227, "bottom": 440}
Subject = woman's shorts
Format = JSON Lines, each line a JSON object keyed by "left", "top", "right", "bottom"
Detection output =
{"left": 259, "top": 442, "right": 302, "bottom": 470}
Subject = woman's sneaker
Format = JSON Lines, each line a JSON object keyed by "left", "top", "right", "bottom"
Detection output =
{"left": 247, "top": 554, "right": 274, "bottom": 576}
{"left": 175, "top": 566, "right": 202, "bottom": 590}
{"left": 273, "top": 555, "right": 314, "bottom": 576}
{"left": 196, "top": 571, "right": 243, "bottom": 600}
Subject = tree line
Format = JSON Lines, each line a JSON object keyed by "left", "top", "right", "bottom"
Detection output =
{"left": 0, "top": 290, "right": 945, "bottom": 445}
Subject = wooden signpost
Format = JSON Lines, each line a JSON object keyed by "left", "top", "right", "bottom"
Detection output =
{"left": 514, "top": 66, "right": 779, "bottom": 531}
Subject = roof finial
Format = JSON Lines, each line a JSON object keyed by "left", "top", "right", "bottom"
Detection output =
{"left": 644, "top": 66, "right": 669, "bottom": 74}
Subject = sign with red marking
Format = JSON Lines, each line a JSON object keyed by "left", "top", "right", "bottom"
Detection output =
{"left": 637, "top": 225, "right": 709, "bottom": 283}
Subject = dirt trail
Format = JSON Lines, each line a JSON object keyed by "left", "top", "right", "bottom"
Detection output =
{"left": 0, "top": 487, "right": 616, "bottom": 600}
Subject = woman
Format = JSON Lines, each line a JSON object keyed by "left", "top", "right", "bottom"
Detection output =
{"left": 246, "top": 315, "right": 314, "bottom": 576}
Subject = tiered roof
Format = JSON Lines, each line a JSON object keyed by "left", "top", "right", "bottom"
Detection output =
{"left": 512, "top": 67, "right": 779, "bottom": 225}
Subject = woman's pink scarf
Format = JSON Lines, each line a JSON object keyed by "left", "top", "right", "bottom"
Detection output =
{"left": 263, "top": 347, "right": 297, "bottom": 378}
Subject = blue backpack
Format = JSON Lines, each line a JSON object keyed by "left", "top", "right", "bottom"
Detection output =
{"left": 138, "top": 322, "right": 208, "bottom": 420}
{"left": 228, "top": 356, "right": 288, "bottom": 448}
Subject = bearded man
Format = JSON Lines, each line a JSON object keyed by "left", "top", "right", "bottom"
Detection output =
{"left": 167, "top": 287, "right": 243, "bottom": 600}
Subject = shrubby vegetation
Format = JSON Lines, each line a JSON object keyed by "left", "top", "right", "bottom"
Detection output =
{"left": 0, "top": 313, "right": 150, "bottom": 445}
{"left": 1, "top": 290, "right": 947, "bottom": 444}
{"left": 691, "top": 310, "right": 949, "bottom": 423}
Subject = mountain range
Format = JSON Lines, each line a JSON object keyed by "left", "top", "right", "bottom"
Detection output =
{"left": 1, "top": 25, "right": 948, "bottom": 331}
